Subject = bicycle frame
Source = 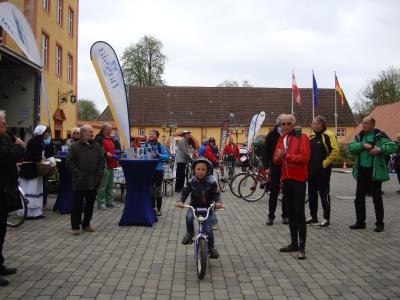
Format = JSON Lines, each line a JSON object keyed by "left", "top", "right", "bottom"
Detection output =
{"left": 184, "top": 204, "right": 214, "bottom": 259}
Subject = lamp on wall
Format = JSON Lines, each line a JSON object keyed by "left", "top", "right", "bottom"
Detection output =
{"left": 58, "top": 89, "right": 74, "bottom": 106}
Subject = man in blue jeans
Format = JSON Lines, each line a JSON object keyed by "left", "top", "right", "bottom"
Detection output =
{"left": 176, "top": 158, "right": 223, "bottom": 259}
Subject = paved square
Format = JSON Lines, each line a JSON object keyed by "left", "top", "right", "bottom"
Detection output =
{"left": 1, "top": 171, "right": 399, "bottom": 299}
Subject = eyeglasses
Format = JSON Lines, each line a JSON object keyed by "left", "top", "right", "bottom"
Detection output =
{"left": 281, "top": 122, "right": 292, "bottom": 126}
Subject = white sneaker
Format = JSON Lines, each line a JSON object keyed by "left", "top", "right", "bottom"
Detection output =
{"left": 213, "top": 225, "right": 219, "bottom": 230}
{"left": 318, "top": 219, "right": 330, "bottom": 228}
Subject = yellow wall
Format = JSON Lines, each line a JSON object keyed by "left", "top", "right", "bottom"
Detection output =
{"left": 3, "top": 0, "right": 78, "bottom": 138}
{"left": 36, "top": 0, "right": 78, "bottom": 138}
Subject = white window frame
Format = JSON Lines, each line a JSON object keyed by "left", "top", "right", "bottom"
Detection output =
{"left": 41, "top": 33, "right": 49, "bottom": 68}
{"left": 336, "top": 128, "right": 346, "bottom": 137}
{"left": 67, "top": 54, "right": 73, "bottom": 83}
{"left": 139, "top": 128, "right": 145, "bottom": 136}
{"left": 42, "top": 0, "right": 49, "bottom": 12}
{"left": 56, "top": 0, "right": 63, "bottom": 25}
{"left": 68, "top": 8, "right": 74, "bottom": 36}
{"left": 55, "top": 45, "right": 62, "bottom": 76}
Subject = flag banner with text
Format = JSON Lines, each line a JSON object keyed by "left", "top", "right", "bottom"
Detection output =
{"left": 247, "top": 113, "right": 258, "bottom": 150}
{"left": 254, "top": 111, "right": 266, "bottom": 138}
{"left": 90, "top": 41, "right": 131, "bottom": 148}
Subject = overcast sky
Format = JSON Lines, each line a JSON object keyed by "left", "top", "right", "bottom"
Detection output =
{"left": 78, "top": 0, "right": 400, "bottom": 112}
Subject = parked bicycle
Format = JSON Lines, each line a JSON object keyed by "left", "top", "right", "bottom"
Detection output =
{"left": 184, "top": 203, "right": 215, "bottom": 279}
{"left": 216, "top": 163, "right": 226, "bottom": 192}
{"left": 7, "top": 185, "right": 28, "bottom": 228}
{"left": 229, "top": 155, "right": 259, "bottom": 197}
{"left": 238, "top": 161, "right": 268, "bottom": 202}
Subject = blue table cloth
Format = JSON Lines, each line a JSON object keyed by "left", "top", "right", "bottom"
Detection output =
{"left": 53, "top": 154, "right": 73, "bottom": 214}
{"left": 119, "top": 159, "right": 158, "bottom": 226}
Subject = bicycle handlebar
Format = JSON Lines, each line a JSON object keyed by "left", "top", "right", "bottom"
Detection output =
{"left": 184, "top": 203, "right": 215, "bottom": 222}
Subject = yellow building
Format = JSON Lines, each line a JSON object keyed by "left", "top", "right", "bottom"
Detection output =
{"left": 0, "top": 0, "right": 78, "bottom": 139}
{"left": 98, "top": 86, "right": 358, "bottom": 148}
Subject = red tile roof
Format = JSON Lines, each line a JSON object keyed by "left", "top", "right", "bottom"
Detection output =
{"left": 98, "top": 86, "right": 357, "bottom": 127}
{"left": 343, "top": 102, "right": 400, "bottom": 142}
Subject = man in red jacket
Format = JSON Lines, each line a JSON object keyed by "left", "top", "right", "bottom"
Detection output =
{"left": 273, "top": 114, "right": 310, "bottom": 260}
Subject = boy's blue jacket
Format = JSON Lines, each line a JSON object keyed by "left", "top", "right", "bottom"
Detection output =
{"left": 179, "top": 175, "right": 221, "bottom": 209}
{"left": 198, "top": 144, "right": 206, "bottom": 157}
{"left": 145, "top": 141, "right": 170, "bottom": 171}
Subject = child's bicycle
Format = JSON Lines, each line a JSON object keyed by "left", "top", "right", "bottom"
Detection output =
{"left": 184, "top": 203, "right": 215, "bottom": 279}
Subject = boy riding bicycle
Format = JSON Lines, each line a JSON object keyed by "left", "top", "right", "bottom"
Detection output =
{"left": 176, "top": 157, "right": 223, "bottom": 259}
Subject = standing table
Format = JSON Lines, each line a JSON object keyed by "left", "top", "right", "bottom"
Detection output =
{"left": 53, "top": 153, "right": 73, "bottom": 214}
{"left": 119, "top": 159, "right": 158, "bottom": 226}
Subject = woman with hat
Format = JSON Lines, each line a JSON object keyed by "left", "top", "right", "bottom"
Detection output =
{"left": 18, "top": 125, "right": 50, "bottom": 219}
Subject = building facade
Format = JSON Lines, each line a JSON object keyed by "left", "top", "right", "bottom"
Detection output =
{"left": 0, "top": 0, "right": 79, "bottom": 139}
{"left": 98, "top": 86, "right": 358, "bottom": 148}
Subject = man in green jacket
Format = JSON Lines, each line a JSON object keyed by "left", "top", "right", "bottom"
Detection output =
{"left": 348, "top": 117, "right": 397, "bottom": 232}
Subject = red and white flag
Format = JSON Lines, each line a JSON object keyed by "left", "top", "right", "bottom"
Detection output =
{"left": 292, "top": 72, "right": 301, "bottom": 105}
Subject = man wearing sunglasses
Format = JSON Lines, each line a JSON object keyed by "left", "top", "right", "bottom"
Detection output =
{"left": 273, "top": 114, "right": 310, "bottom": 260}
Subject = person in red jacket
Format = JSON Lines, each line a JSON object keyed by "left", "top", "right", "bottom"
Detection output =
{"left": 273, "top": 114, "right": 310, "bottom": 260}
{"left": 223, "top": 137, "right": 239, "bottom": 172}
{"left": 204, "top": 137, "right": 219, "bottom": 167}
{"left": 223, "top": 137, "right": 239, "bottom": 160}
{"left": 95, "top": 124, "right": 117, "bottom": 210}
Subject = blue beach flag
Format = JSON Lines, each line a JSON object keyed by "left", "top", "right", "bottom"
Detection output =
{"left": 312, "top": 72, "right": 319, "bottom": 107}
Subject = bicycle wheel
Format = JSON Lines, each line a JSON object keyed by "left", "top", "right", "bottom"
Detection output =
{"left": 229, "top": 172, "right": 248, "bottom": 198}
{"left": 228, "top": 164, "right": 236, "bottom": 180}
{"left": 238, "top": 174, "right": 266, "bottom": 202}
{"left": 7, "top": 193, "right": 27, "bottom": 228}
{"left": 197, "top": 237, "right": 207, "bottom": 279}
{"left": 217, "top": 172, "right": 226, "bottom": 192}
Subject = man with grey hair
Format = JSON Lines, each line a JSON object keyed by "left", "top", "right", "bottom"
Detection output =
{"left": 67, "top": 125, "right": 105, "bottom": 235}
{"left": 273, "top": 114, "right": 310, "bottom": 260}
{"left": 307, "top": 116, "right": 339, "bottom": 228}
{"left": 263, "top": 114, "right": 288, "bottom": 225}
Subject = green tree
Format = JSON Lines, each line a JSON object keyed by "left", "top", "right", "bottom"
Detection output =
{"left": 217, "top": 80, "right": 253, "bottom": 87}
{"left": 121, "top": 35, "right": 167, "bottom": 86}
{"left": 77, "top": 99, "right": 100, "bottom": 120}
{"left": 353, "top": 67, "right": 400, "bottom": 121}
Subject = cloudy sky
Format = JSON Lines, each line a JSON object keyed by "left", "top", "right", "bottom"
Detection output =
{"left": 78, "top": 0, "right": 400, "bottom": 112}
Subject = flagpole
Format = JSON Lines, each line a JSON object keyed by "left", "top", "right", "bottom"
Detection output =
{"left": 291, "top": 88, "right": 294, "bottom": 115}
{"left": 312, "top": 71, "right": 315, "bottom": 119}
{"left": 334, "top": 71, "right": 338, "bottom": 136}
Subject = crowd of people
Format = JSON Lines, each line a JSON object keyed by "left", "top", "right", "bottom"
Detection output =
{"left": 0, "top": 107, "right": 399, "bottom": 285}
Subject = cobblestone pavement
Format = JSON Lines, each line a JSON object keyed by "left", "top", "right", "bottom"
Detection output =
{"left": 1, "top": 170, "right": 399, "bottom": 299}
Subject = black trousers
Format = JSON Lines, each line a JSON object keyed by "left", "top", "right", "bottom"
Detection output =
{"left": 71, "top": 190, "right": 96, "bottom": 230}
{"left": 268, "top": 164, "right": 287, "bottom": 219}
{"left": 151, "top": 171, "right": 164, "bottom": 211}
{"left": 355, "top": 166, "right": 384, "bottom": 225}
{"left": 282, "top": 179, "right": 307, "bottom": 251}
{"left": 175, "top": 163, "right": 187, "bottom": 192}
{"left": 0, "top": 215, "right": 7, "bottom": 267}
{"left": 308, "top": 173, "right": 331, "bottom": 220}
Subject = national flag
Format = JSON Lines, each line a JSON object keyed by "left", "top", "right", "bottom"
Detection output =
{"left": 312, "top": 72, "right": 319, "bottom": 107}
{"left": 335, "top": 74, "right": 345, "bottom": 106}
{"left": 292, "top": 71, "right": 301, "bottom": 105}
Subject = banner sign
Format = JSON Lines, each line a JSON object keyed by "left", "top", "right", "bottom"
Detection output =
{"left": 254, "top": 111, "right": 266, "bottom": 138}
{"left": 90, "top": 41, "right": 131, "bottom": 148}
{"left": 247, "top": 113, "right": 258, "bottom": 150}
{"left": 220, "top": 121, "right": 229, "bottom": 153}
{"left": 0, "top": 2, "right": 50, "bottom": 125}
